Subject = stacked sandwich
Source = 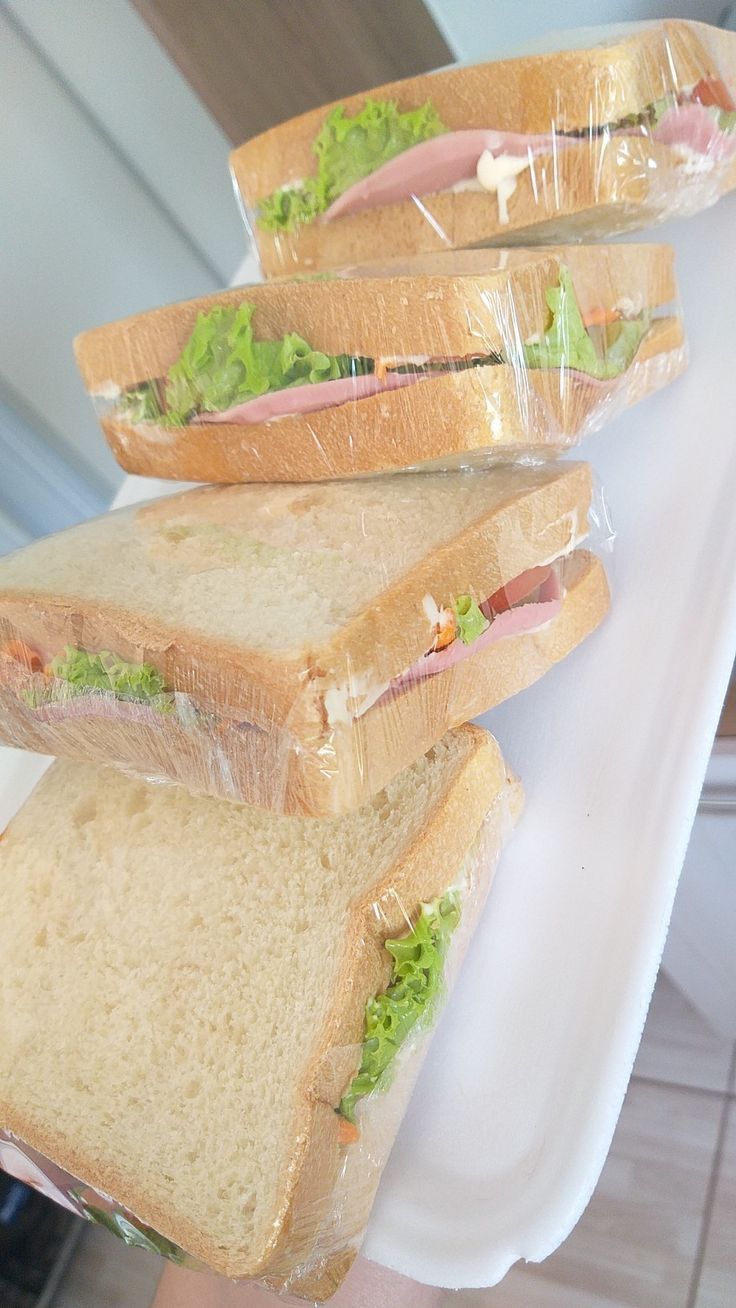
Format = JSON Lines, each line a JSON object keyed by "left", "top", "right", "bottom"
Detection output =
{"left": 0, "top": 16, "right": 732, "bottom": 1302}
{"left": 233, "top": 18, "right": 736, "bottom": 275}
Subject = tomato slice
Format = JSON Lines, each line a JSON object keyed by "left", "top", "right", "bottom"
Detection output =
{"left": 0, "top": 640, "right": 43, "bottom": 673}
{"left": 690, "top": 77, "right": 736, "bottom": 113}
{"left": 486, "top": 566, "right": 552, "bottom": 615}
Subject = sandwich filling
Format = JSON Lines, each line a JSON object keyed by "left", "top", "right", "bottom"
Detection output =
{"left": 107, "top": 268, "right": 652, "bottom": 430}
{"left": 0, "top": 561, "right": 567, "bottom": 733}
{"left": 337, "top": 890, "right": 461, "bottom": 1131}
{"left": 256, "top": 79, "right": 736, "bottom": 232}
{"left": 1, "top": 645, "right": 178, "bottom": 726}
{"left": 324, "top": 561, "right": 564, "bottom": 725}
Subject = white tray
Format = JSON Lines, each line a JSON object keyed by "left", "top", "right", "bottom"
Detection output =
{"left": 1, "top": 194, "right": 735, "bottom": 1291}
{"left": 368, "top": 194, "right": 736, "bottom": 1287}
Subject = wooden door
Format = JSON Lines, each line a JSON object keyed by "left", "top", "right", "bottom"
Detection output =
{"left": 132, "top": 0, "right": 453, "bottom": 143}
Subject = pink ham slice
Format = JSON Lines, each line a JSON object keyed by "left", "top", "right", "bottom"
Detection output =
{"left": 322, "top": 129, "right": 568, "bottom": 222}
{"left": 375, "top": 566, "right": 563, "bottom": 707}
{"left": 553, "top": 368, "right": 622, "bottom": 389}
{"left": 186, "top": 307, "right": 646, "bottom": 431}
{"left": 653, "top": 101, "right": 736, "bottom": 161}
{"left": 194, "top": 368, "right": 428, "bottom": 425}
{"left": 29, "top": 695, "right": 165, "bottom": 727}
{"left": 24, "top": 692, "right": 261, "bottom": 734}
{"left": 191, "top": 359, "right": 621, "bottom": 428}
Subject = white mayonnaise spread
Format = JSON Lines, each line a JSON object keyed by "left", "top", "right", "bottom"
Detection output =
{"left": 475, "top": 151, "right": 531, "bottom": 224}
{"left": 324, "top": 674, "right": 390, "bottom": 726}
{"left": 671, "top": 144, "right": 717, "bottom": 175}
{"left": 94, "top": 380, "right": 122, "bottom": 401}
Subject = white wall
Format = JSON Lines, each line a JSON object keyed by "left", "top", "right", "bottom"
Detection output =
{"left": 0, "top": 1, "right": 247, "bottom": 521}
{"left": 5, "top": 0, "right": 244, "bottom": 283}
{"left": 426, "top": 0, "right": 726, "bottom": 61}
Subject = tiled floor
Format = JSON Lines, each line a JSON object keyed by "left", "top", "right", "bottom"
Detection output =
{"left": 696, "top": 1104, "right": 736, "bottom": 1308}
{"left": 50, "top": 974, "right": 736, "bottom": 1308}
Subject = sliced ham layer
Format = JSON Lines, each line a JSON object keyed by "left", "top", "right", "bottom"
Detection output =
{"left": 188, "top": 357, "right": 632, "bottom": 428}
{"left": 319, "top": 103, "right": 736, "bottom": 225}
{"left": 20, "top": 691, "right": 264, "bottom": 735}
{"left": 27, "top": 695, "right": 166, "bottom": 727}
{"left": 6, "top": 564, "right": 565, "bottom": 735}
{"left": 653, "top": 102, "right": 736, "bottom": 161}
{"left": 371, "top": 567, "right": 563, "bottom": 709}
{"left": 322, "top": 129, "right": 568, "bottom": 222}
{"left": 194, "top": 368, "right": 428, "bottom": 425}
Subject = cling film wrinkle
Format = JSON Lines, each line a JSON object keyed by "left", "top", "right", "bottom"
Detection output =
{"left": 0, "top": 467, "right": 612, "bottom": 814}
{"left": 74, "top": 245, "right": 688, "bottom": 484}
{"left": 227, "top": 20, "right": 736, "bottom": 276}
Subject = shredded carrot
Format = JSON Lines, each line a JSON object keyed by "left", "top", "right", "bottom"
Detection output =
{"left": 431, "top": 609, "right": 456, "bottom": 652}
{"left": 1, "top": 641, "right": 44, "bottom": 673}
{"left": 582, "top": 306, "right": 622, "bottom": 329}
{"left": 337, "top": 1117, "right": 360, "bottom": 1146}
{"left": 374, "top": 359, "right": 389, "bottom": 382}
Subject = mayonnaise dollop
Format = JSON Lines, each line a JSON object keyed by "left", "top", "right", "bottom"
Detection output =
{"left": 476, "top": 150, "right": 531, "bottom": 224}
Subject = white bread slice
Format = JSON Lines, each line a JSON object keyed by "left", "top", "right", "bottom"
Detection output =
{"left": 0, "top": 550, "right": 606, "bottom": 816}
{"left": 0, "top": 467, "right": 594, "bottom": 697}
{"left": 0, "top": 729, "right": 521, "bottom": 1295}
{"left": 229, "top": 20, "right": 736, "bottom": 275}
{"left": 0, "top": 468, "right": 605, "bottom": 813}
{"left": 74, "top": 245, "right": 684, "bottom": 483}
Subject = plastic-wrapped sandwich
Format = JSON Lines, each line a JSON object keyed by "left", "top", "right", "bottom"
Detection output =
{"left": 230, "top": 19, "right": 736, "bottom": 277}
{"left": 0, "top": 728, "right": 521, "bottom": 1298}
{"left": 74, "top": 245, "right": 686, "bottom": 484}
{"left": 0, "top": 466, "right": 609, "bottom": 814}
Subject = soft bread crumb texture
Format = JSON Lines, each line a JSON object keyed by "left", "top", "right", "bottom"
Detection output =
{"left": 0, "top": 467, "right": 581, "bottom": 655}
{"left": 0, "top": 729, "right": 497, "bottom": 1273}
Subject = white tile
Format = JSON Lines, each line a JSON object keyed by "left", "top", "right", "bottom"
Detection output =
{"left": 443, "top": 1080, "right": 722, "bottom": 1308}
{"left": 51, "top": 1221, "right": 162, "bottom": 1308}
{"left": 696, "top": 1100, "right": 736, "bottom": 1307}
{"left": 633, "top": 972, "right": 735, "bottom": 1093}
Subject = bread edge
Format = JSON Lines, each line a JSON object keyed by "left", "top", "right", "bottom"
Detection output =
{"left": 0, "top": 726, "right": 518, "bottom": 1283}
{"left": 98, "top": 314, "right": 683, "bottom": 483}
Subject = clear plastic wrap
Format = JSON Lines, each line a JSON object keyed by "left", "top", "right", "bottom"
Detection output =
{"left": 74, "top": 244, "right": 686, "bottom": 483}
{"left": 0, "top": 465, "right": 611, "bottom": 815}
{"left": 0, "top": 730, "right": 522, "bottom": 1301}
{"left": 230, "top": 18, "right": 736, "bottom": 277}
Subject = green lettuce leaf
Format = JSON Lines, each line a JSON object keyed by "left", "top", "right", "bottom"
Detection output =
{"left": 338, "top": 891, "right": 461, "bottom": 1124}
{"left": 648, "top": 94, "right": 677, "bottom": 128}
{"left": 258, "top": 98, "right": 446, "bottom": 233}
{"left": 646, "top": 95, "right": 736, "bottom": 134}
{"left": 259, "top": 174, "right": 331, "bottom": 233}
{"left": 120, "top": 382, "right": 162, "bottom": 424}
{"left": 453, "top": 595, "right": 490, "bottom": 645}
{"left": 523, "top": 266, "right": 649, "bottom": 380}
{"left": 126, "top": 303, "right": 371, "bottom": 426}
{"left": 72, "top": 1193, "right": 188, "bottom": 1263}
{"left": 50, "top": 647, "right": 172, "bottom": 708}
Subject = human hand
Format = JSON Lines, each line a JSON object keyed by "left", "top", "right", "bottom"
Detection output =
{"left": 152, "top": 1255, "right": 446, "bottom": 1307}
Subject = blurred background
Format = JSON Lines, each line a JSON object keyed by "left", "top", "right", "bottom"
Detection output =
{"left": 1, "top": 3, "right": 735, "bottom": 1306}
